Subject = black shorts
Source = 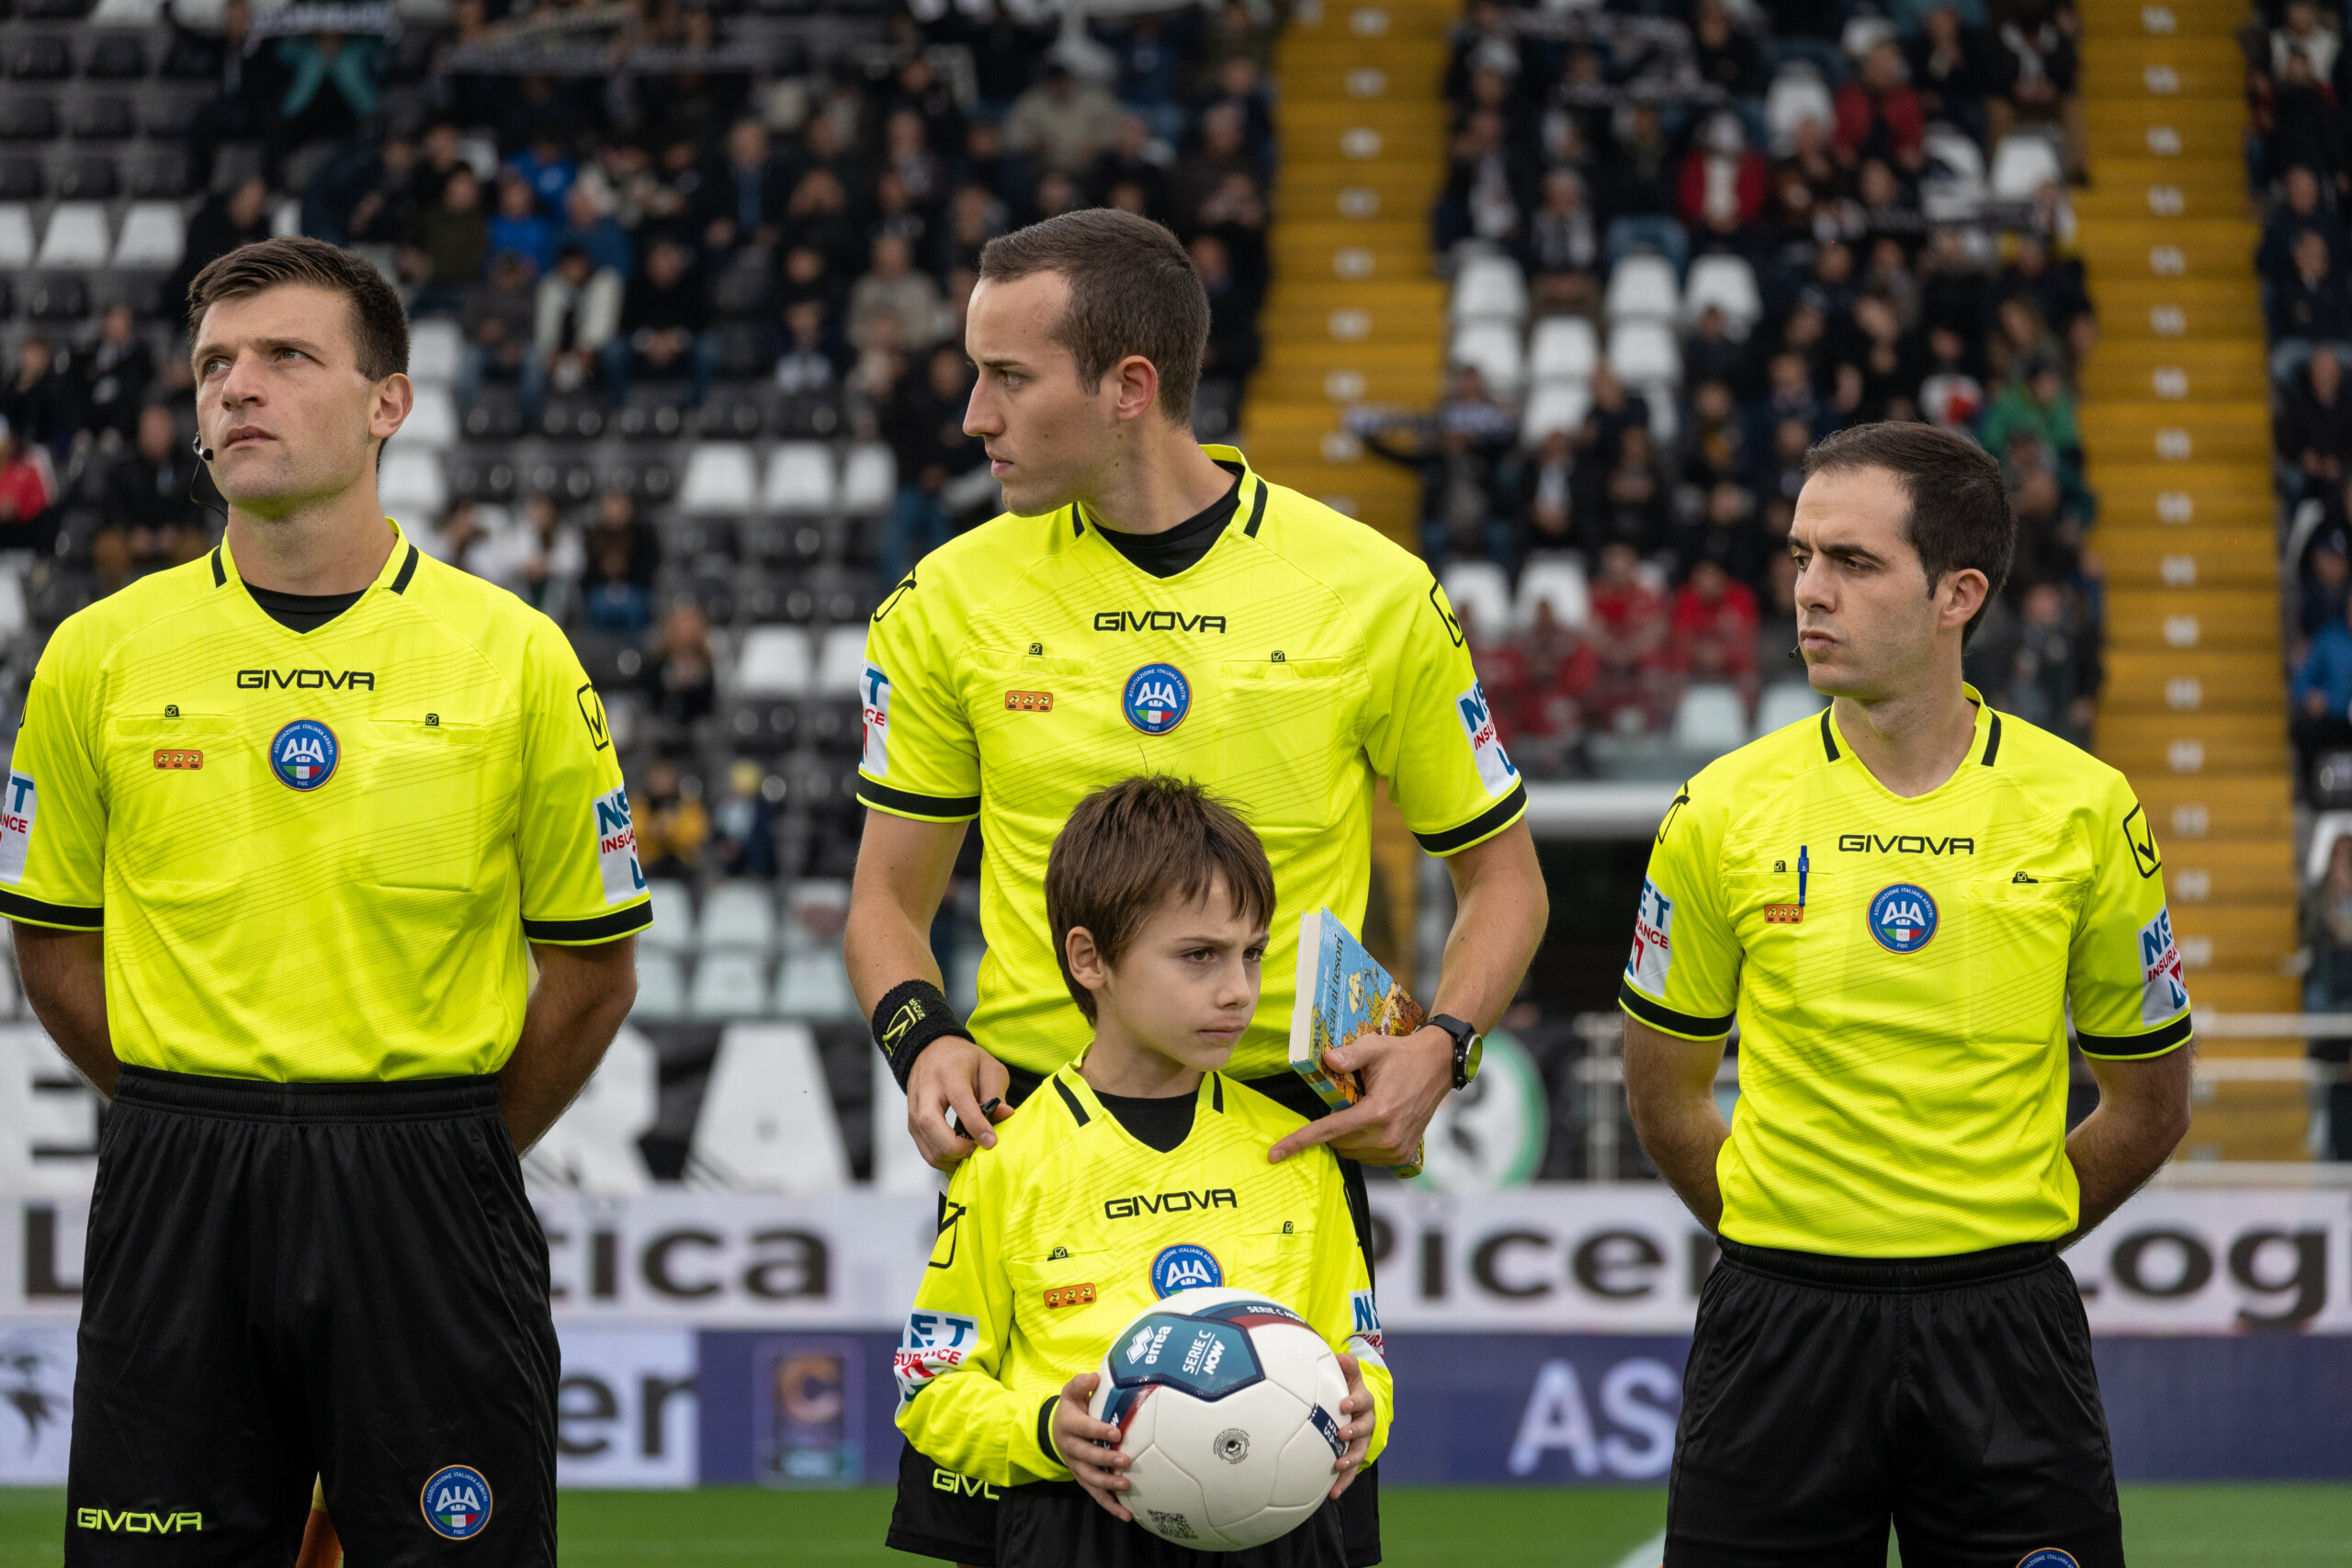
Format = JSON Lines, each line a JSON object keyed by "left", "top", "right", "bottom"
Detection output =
{"left": 65, "top": 1066, "right": 558, "bottom": 1567}
{"left": 1667, "top": 1237, "right": 2123, "bottom": 1568}
{"left": 888, "top": 1066, "right": 1384, "bottom": 1568}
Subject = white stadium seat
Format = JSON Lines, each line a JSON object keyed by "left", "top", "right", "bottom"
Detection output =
{"left": 774, "top": 949, "right": 858, "bottom": 1021}
{"left": 841, "top": 443, "right": 896, "bottom": 513}
{"left": 687, "top": 1023, "right": 851, "bottom": 1191}
{"left": 1520, "top": 381, "right": 1592, "bottom": 446}
{"left": 733, "top": 626, "right": 814, "bottom": 695}
{"left": 111, "top": 201, "right": 186, "bottom": 269}
{"left": 1607, "top": 321, "right": 1681, "bottom": 384}
{"left": 0, "top": 568, "right": 28, "bottom": 637}
{"left": 36, "top": 203, "right": 110, "bottom": 269}
{"left": 631, "top": 954, "right": 685, "bottom": 1020}
{"left": 407, "top": 320, "right": 464, "bottom": 386}
{"left": 1637, "top": 381, "right": 1680, "bottom": 445}
{"left": 871, "top": 1053, "right": 946, "bottom": 1194}
{"left": 1527, "top": 316, "right": 1599, "bottom": 382}
{"left": 1672, "top": 683, "right": 1749, "bottom": 752}
{"left": 681, "top": 443, "right": 759, "bottom": 514}
{"left": 0, "top": 205, "right": 32, "bottom": 270}
{"left": 763, "top": 442, "right": 837, "bottom": 513}
{"left": 1442, "top": 560, "right": 1512, "bottom": 644}
{"left": 698, "top": 882, "right": 777, "bottom": 953}
{"left": 1515, "top": 555, "right": 1589, "bottom": 631}
{"left": 1684, "top": 254, "right": 1761, "bottom": 333}
{"left": 638, "top": 879, "right": 696, "bottom": 953}
{"left": 1766, "top": 67, "right": 1836, "bottom": 153}
{"left": 401, "top": 386, "right": 459, "bottom": 449}
{"left": 1604, "top": 254, "right": 1679, "bottom": 323}
{"left": 814, "top": 626, "right": 868, "bottom": 697}
{"left": 1450, "top": 320, "right": 1525, "bottom": 395}
{"left": 1753, "top": 682, "right": 1827, "bottom": 738}
{"left": 270, "top": 197, "right": 300, "bottom": 238}
{"left": 377, "top": 449, "right": 447, "bottom": 515}
{"left": 1989, "top": 134, "right": 2064, "bottom": 199}
{"left": 687, "top": 952, "right": 770, "bottom": 1019}
{"left": 1449, "top": 254, "right": 1527, "bottom": 325}
{"left": 521, "top": 1023, "right": 656, "bottom": 1194}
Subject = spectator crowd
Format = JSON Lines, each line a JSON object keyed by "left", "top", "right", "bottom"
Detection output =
{"left": 1355, "top": 0, "right": 2103, "bottom": 777}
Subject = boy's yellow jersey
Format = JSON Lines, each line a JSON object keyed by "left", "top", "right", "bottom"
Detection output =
{"left": 857, "top": 445, "right": 1525, "bottom": 1079}
{"left": 894, "top": 1066, "right": 1394, "bottom": 1488}
{"left": 1621, "top": 691, "right": 2191, "bottom": 1257}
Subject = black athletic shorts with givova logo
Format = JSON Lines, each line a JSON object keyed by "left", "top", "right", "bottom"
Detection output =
{"left": 1667, "top": 1237, "right": 2124, "bottom": 1568}
{"left": 65, "top": 1066, "right": 558, "bottom": 1567}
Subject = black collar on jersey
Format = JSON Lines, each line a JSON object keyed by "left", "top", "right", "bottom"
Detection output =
{"left": 1821, "top": 703, "right": 2003, "bottom": 767}
{"left": 211, "top": 541, "right": 421, "bottom": 597}
{"left": 1067, "top": 460, "right": 1267, "bottom": 541}
{"left": 1091, "top": 470, "right": 1242, "bottom": 580}
{"left": 1052, "top": 1067, "right": 1227, "bottom": 1129}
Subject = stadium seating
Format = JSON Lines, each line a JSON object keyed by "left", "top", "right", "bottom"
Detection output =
{"left": 685, "top": 1024, "right": 851, "bottom": 1191}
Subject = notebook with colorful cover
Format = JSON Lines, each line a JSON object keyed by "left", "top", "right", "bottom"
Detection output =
{"left": 1289, "top": 907, "right": 1427, "bottom": 1179}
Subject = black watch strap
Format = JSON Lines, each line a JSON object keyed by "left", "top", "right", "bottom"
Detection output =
{"left": 1430, "top": 1013, "right": 1480, "bottom": 1090}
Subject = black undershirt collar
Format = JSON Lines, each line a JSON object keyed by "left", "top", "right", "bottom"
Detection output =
{"left": 1093, "top": 1088, "right": 1198, "bottom": 1154}
{"left": 246, "top": 583, "right": 366, "bottom": 633}
{"left": 1088, "top": 469, "right": 1243, "bottom": 580}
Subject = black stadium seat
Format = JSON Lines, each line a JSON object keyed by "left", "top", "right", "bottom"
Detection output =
{"left": 85, "top": 34, "right": 145, "bottom": 78}
{"left": 26, "top": 277, "right": 89, "bottom": 322}
{"left": 0, "top": 158, "right": 40, "bottom": 198}
{"left": 447, "top": 457, "right": 517, "bottom": 502}
{"left": 68, "top": 96, "right": 133, "bottom": 140}
{"left": 10, "top": 35, "right": 71, "bottom": 78}
{"left": 462, "top": 389, "right": 525, "bottom": 440}
{"left": 143, "top": 94, "right": 198, "bottom": 137}
{"left": 128, "top": 155, "right": 188, "bottom": 198}
{"left": 20, "top": 0, "right": 96, "bottom": 18}
{"left": 59, "top": 156, "right": 118, "bottom": 199}
{"left": 0, "top": 278, "right": 15, "bottom": 321}
{"left": 0, "top": 97, "right": 59, "bottom": 139}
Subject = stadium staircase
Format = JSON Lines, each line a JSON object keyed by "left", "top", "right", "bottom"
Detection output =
{"left": 1245, "top": 0, "right": 1448, "bottom": 550}
{"left": 1243, "top": 0, "right": 1457, "bottom": 976}
{"left": 2075, "top": 0, "right": 2305, "bottom": 1156}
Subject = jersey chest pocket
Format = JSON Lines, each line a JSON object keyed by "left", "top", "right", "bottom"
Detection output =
{"left": 1206, "top": 659, "right": 1352, "bottom": 832}
{"left": 1006, "top": 1247, "right": 1118, "bottom": 1338}
{"left": 358, "top": 720, "right": 503, "bottom": 893}
{"left": 102, "top": 715, "right": 254, "bottom": 889}
{"left": 1962, "top": 877, "right": 2083, "bottom": 1043}
{"left": 1718, "top": 868, "right": 1836, "bottom": 1019}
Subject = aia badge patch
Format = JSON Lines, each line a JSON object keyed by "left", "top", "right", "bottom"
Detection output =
{"left": 420, "top": 1464, "right": 492, "bottom": 1540}
{"left": 1151, "top": 1243, "right": 1222, "bottom": 1297}
{"left": 1124, "top": 662, "right": 1191, "bottom": 736}
{"left": 1868, "top": 883, "right": 1938, "bottom": 953}
{"left": 268, "top": 719, "right": 338, "bottom": 791}
{"left": 2015, "top": 1553, "right": 2080, "bottom": 1568}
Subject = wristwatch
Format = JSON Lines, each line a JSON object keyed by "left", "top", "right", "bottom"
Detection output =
{"left": 1429, "top": 1014, "right": 1483, "bottom": 1091}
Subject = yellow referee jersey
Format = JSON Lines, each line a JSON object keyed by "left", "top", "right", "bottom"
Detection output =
{"left": 857, "top": 446, "right": 1526, "bottom": 1078}
{"left": 0, "top": 520, "right": 653, "bottom": 1081}
{"left": 894, "top": 1065, "right": 1392, "bottom": 1488}
{"left": 1619, "top": 690, "right": 2191, "bottom": 1257}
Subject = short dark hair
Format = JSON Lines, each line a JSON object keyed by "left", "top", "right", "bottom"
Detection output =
{"left": 1046, "top": 776, "right": 1275, "bottom": 1023}
{"left": 1803, "top": 422, "right": 2015, "bottom": 644}
{"left": 977, "top": 209, "right": 1207, "bottom": 423}
{"left": 187, "top": 236, "right": 410, "bottom": 383}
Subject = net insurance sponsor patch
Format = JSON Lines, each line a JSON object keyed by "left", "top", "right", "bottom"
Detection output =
{"left": 1454, "top": 680, "right": 1520, "bottom": 796}
{"left": 593, "top": 785, "right": 647, "bottom": 906}
{"left": 2139, "top": 905, "right": 2189, "bottom": 1023}
{"left": 861, "top": 662, "right": 891, "bottom": 776}
{"left": 894, "top": 1310, "right": 979, "bottom": 1404}
{"left": 1626, "top": 878, "right": 1672, "bottom": 993}
{"left": 0, "top": 772, "right": 32, "bottom": 885}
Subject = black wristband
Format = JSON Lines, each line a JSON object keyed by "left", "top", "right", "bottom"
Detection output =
{"left": 873, "top": 979, "right": 969, "bottom": 1092}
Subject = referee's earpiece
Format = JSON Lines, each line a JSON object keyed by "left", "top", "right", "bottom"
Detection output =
{"left": 191, "top": 432, "right": 215, "bottom": 463}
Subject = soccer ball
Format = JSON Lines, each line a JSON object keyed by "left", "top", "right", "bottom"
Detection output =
{"left": 1087, "top": 1286, "right": 1350, "bottom": 1551}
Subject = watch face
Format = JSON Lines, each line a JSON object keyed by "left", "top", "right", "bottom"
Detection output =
{"left": 1461, "top": 1035, "right": 1483, "bottom": 1085}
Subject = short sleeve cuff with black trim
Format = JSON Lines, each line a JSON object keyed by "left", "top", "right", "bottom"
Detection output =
{"left": 521, "top": 902, "right": 654, "bottom": 945}
{"left": 858, "top": 775, "right": 982, "bottom": 823}
{"left": 1618, "top": 978, "right": 1735, "bottom": 1041}
{"left": 1412, "top": 781, "right": 1529, "bottom": 855}
{"left": 2076, "top": 1013, "right": 2193, "bottom": 1060}
{"left": 0, "top": 891, "right": 102, "bottom": 930}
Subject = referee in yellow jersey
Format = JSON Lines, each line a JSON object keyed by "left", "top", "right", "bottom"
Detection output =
{"left": 1621, "top": 424, "right": 2194, "bottom": 1567}
{"left": 3, "top": 237, "right": 650, "bottom": 1564}
{"left": 844, "top": 209, "right": 1551, "bottom": 1568}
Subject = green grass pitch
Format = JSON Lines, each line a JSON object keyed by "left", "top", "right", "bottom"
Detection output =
{"left": 3, "top": 1484, "right": 2346, "bottom": 1564}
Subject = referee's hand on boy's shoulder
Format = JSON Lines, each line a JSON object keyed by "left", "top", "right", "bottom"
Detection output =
{"left": 907, "top": 1034, "right": 1013, "bottom": 1170}
{"left": 1267, "top": 1025, "right": 1453, "bottom": 1168}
